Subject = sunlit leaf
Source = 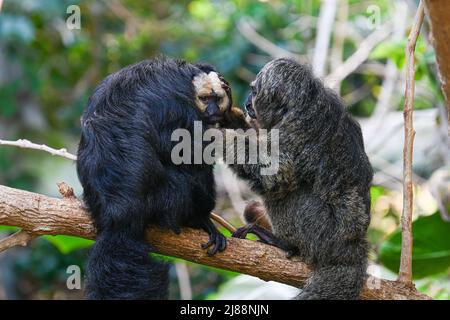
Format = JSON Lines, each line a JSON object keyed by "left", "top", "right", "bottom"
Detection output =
{"left": 379, "top": 213, "right": 450, "bottom": 278}
{"left": 43, "top": 235, "right": 93, "bottom": 254}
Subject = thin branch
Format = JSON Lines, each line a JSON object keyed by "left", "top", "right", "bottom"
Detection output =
{"left": 365, "top": 2, "right": 407, "bottom": 142}
{"left": 325, "top": 22, "right": 392, "bottom": 88}
{"left": 0, "top": 139, "right": 77, "bottom": 161}
{"left": 0, "top": 140, "right": 238, "bottom": 232}
{"left": 237, "top": 20, "right": 303, "bottom": 61}
{"left": 312, "top": 0, "right": 338, "bottom": 77}
{"left": 0, "top": 230, "right": 36, "bottom": 253}
{"left": 398, "top": 0, "right": 425, "bottom": 286}
{"left": 329, "top": 0, "right": 349, "bottom": 92}
{"left": 0, "top": 184, "right": 431, "bottom": 300}
{"left": 211, "top": 212, "right": 236, "bottom": 233}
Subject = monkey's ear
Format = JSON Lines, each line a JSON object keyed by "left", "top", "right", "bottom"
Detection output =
{"left": 194, "top": 62, "right": 217, "bottom": 74}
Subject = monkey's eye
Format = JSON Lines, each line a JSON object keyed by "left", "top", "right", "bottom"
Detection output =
{"left": 217, "top": 96, "right": 224, "bottom": 103}
{"left": 199, "top": 96, "right": 209, "bottom": 103}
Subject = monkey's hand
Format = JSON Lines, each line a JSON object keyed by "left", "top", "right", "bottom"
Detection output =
{"left": 201, "top": 219, "right": 227, "bottom": 256}
{"left": 220, "top": 107, "right": 251, "bottom": 130}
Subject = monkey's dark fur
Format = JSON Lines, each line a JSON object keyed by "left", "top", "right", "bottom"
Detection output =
{"left": 228, "top": 58, "right": 373, "bottom": 300}
{"left": 77, "top": 57, "right": 231, "bottom": 299}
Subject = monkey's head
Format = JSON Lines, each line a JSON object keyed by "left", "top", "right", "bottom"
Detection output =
{"left": 192, "top": 64, "right": 232, "bottom": 125}
{"left": 245, "top": 58, "right": 317, "bottom": 129}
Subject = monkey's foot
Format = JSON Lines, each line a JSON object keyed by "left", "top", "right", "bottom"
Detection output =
{"left": 201, "top": 220, "right": 227, "bottom": 256}
{"left": 284, "top": 247, "right": 299, "bottom": 259}
{"left": 232, "top": 224, "right": 282, "bottom": 247}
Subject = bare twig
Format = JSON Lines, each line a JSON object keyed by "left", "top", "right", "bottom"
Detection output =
{"left": 57, "top": 182, "right": 77, "bottom": 199}
{"left": 237, "top": 20, "right": 303, "bottom": 61}
{"left": 365, "top": 2, "right": 408, "bottom": 143}
{"left": 0, "top": 140, "right": 238, "bottom": 232}
{"left": 0, "top": 184, "right": 431, "bottom": 299}
{"left": 313, "top": 0, "right": 338, "bottom": 77}
{"left": 211, "top": 212, "right": 236, "bottom": 233}
{"left": 0, "top": 139, "right": 77, "bottom": 160}
{"left": 0, "top": 230, "right": 36, "bottom": 253}
{"left": 398, "top": 1, "right": 425, "bottom": 286}
{"left": 330, "top": 0, "right": 349, "bottom": 91}
{"left": 325, "top": 22, "right": 392, "bottom": 88}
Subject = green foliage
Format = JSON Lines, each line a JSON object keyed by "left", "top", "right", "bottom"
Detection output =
{"left": 43, "top": 235, "right": 93, "bottom": 254}
{"left": 13, "top": 238, "right": 87, "bottom": 295}
{"left": 379, "top": 213, "right": 450, "bottom": 279}
{"left": 0, "top": 225, "right": 19, "bottom": 232}
{"left": 370, "top": 36, "right": 431, "bottom": 80}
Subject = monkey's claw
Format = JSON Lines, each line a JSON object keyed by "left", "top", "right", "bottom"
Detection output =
{"left": 201, "top": 220, "right": 227, "bottom": 256}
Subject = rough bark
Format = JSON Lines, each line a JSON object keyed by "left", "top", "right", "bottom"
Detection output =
{"left": 0, "top": 184, "right": 431, "bottom": 300}
{"left": 424, "top": 0, "right": 450, "bottom": 118}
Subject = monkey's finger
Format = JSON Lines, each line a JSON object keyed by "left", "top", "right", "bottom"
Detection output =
{"left": 206, "top": 235, "right": 220, "bottom": 256}
{"left": 217, "top": 234, "right": 227, "bottom": 252}
{"left": 201, "top": 239, "right": 214, "bottom": 250}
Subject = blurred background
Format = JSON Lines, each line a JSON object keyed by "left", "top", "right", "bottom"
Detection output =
{"left": 0, "top": 0, "right": 449, "bottom": 299}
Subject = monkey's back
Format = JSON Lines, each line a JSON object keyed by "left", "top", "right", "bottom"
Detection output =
{"left": 77, "top": 57, "right": 215, "bottom": 232}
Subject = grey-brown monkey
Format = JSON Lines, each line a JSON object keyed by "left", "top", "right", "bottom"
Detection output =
{"left": 224, "top": 58, "right": 373, "bottom": 300}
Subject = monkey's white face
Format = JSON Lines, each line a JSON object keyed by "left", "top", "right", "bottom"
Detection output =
{"left": 192, "top": 71, "right": 230, "bottom": 123}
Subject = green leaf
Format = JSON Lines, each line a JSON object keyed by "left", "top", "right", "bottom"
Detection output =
{"left": 370, "top": 185, "right": 385, "bottom": 204}
{"left": 370, "top": 40, "right": 406, "bottom": 68}
{"left": 43, "top": 235, "right": 93, "bottom": 254}
{"left": 0, "top": 225, "right": 20, "bottom": 232}
{"left": 379, "top": 213, "right": 450, "bottom": 278}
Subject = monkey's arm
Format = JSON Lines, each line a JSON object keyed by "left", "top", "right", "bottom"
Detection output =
{"left": 222, "top": 129, "right": 296, "bottom": 197}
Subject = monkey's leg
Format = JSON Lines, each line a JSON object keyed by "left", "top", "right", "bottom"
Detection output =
{"left": 232, "top": 224, "right": 299, "bottom": 257}
{"left": 233, "top": 224, "right": 279, "bottom": 246}
{"left": 201, "top": 219, "right": 227, "bottom": 256}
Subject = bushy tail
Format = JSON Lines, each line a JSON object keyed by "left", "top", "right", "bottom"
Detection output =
{"left": 295, "top": 262, "right": 367, "bottom": 300}
{"left": 86, "top": 229, "right": 169, "bottom": 300}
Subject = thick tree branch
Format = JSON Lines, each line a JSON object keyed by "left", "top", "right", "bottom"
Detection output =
{"left": 398, "top": 1, "right": 424, "bottom": 286}
{"left": 0, "top": 184, "right": 430, "bottom": 300}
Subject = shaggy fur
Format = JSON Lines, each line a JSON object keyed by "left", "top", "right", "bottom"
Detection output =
{"left": 228, "top": 58, "right": 374, "bottom": 300}
{"left": 77, "top": 56, "right": 228, "bottom": 299}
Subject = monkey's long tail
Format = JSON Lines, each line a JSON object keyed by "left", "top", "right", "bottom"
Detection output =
{"left": 86, "top": 228, "right": 169, "bottom": 300}
{"left": 295, "top": 261, "right": 367, "bottom": 300}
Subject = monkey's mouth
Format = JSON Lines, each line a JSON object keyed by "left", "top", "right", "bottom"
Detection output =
{"left": 245, "top": 100, "right": 257, "bottom": 119}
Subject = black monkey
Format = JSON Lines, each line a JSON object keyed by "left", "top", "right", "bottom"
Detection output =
{"left": 77, "top": 56, "right": 240, "bottom": 299}
{"left": 226, "top": 58, "right": 374, "bottom": 299}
